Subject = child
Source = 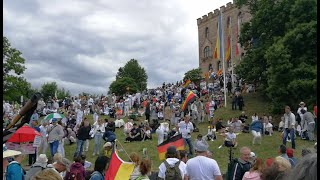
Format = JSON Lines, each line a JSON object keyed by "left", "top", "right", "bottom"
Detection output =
{"left": 103, "top": 142, "right": 113, "bottom": 158}
{"left": 206, "top": 124, "right": 216, "bottom": 141}
{"left": 219, "top": 127, "right": 237, "bottom": 148}
{"left": 194, "top": 134, "right": 208, "bottom": 148}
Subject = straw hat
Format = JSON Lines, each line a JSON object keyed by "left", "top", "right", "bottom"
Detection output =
{"left": 3, "top": 144, "right": 21, "bottom": 158}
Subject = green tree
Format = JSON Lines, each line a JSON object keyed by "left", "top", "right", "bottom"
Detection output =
{"left": 109, "top": 77, "right": 139, "bottom": 96}
{"left": 236, "top": 0, "right": 317, "bottom": 113}
{"left": 3, "top": 36, "right": 34, "bottom": 102}
{"left": 183, "top": 68, "right": 202, "bottom": 85}
{"left": 115, "top": 59, "right": 148, "bottom": 91}
{"left": 57, "top": 88, "right": 71, "bottom": 99}
{"left": 40, "top": 82, "right": 58, "bottom": 101}
{"left": 265, "top": 0, "right": 317, "bottom": 113}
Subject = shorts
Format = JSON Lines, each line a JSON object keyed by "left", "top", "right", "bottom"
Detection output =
{"left": 224, "top": 141, "right": 234, "bottom": 147}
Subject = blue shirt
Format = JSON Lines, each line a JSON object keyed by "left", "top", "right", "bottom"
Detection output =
{"left": 6, "top": 162, "right": 25, "bottom": 180}
{"left": 90, "top": 171, "right": 104, "bottom": 180}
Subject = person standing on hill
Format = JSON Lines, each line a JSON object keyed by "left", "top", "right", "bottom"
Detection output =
{"left": 185, "top": 141, "right": 223, "bottom": 180}
{"left": 300, "top": 109, "right": 316, "bottom": 141}
{"left": 177, "top": 115, "right": 194, "bottom": 157}
{"left": 158, "top": 146, "right": 187, "bottom": 180}
{"left": 237, "top": 94, "right": 244, "bottom": 111}
{"left": 282, "top": 106, "right": 296, "bottom": 149}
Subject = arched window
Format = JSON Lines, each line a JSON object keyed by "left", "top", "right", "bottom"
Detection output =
{"left": 205, "top": 27, "right": 209, "bottom": 38}
{"left": 204, "top": 46, "right": 211, "bottom": 58}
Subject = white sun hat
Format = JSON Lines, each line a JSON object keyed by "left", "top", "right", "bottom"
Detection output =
{"left": 3, "top": 144, "right": 21, "bottom": 158}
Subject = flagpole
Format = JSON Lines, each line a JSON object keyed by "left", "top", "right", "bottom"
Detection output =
{"left": 220, "top": 12, "right": 227, "bottom": 107}
{"left": 230, "top": 17, "right": 234, "bottom": 93}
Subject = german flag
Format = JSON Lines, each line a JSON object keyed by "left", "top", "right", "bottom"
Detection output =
{"left": 105, "top": 150, "right": 135, "bottom": 180}
{"left": 182, "top": 79, "right": 191, "bottom": 88}
{"left": 217, "top": 69, "right": 223, "bottom": 76}
{"left": 181, "top": 91, "right": 196, "bottom": 111}
{"left": 157, "top": 134, "right": 185, "bottom": 160}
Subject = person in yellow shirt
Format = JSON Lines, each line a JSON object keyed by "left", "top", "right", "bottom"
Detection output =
{"left": 103, "top": 142, "right": 113, "bottom": 158}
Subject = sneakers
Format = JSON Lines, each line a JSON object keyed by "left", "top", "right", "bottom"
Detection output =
{"left": 218, "top": 145, "right": 223, "bottom": 149}
{"left": 211, "top": 139, "right": 215, "bottom": 141}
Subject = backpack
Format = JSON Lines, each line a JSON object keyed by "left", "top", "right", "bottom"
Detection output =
{"left": 66, "top": 163, "right": 84, "bottom": 180}
{"left": 226, "top": 158, "right": 244, "bottom": 180}
{"left": 163, "top": 160, "right": 182, "bottom": 180}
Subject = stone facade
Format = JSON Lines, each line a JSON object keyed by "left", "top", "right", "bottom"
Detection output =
{"left": 197, "top": 1, "right": 252, "bottom": 77}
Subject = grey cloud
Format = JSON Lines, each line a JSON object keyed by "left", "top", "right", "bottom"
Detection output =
{"left": 4, "top": 0, "right": 221, "bottom": 95}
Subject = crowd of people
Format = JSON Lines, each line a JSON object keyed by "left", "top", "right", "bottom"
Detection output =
{"left": 2, "top": 78, "right": 317, "bottom": 180}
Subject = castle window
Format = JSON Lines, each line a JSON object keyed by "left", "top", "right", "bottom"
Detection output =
{"left": 204, "top": 46, "right": 211, "bottom": 58}
{"left": 205, "top": 27, "right": 209, "bottom": 38}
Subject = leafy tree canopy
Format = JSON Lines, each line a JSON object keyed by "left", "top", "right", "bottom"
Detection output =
{"left": 109, "top": 77, "right": 138, "bottom": 96}
{"left": 183, "top": 68, "right": 203, "bottom": 85}
{"left": 115, "top": 59, "right": 148, "bottom": 91}
{"left": 235, "top": 0, "right": 317, "bottom": 113}
{"left": 3, "top": 36, "right": 35, "bottom": 102}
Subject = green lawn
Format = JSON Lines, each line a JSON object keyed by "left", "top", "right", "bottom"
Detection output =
{"left": 22, "top": 92, "right": 316, "bottom": 174}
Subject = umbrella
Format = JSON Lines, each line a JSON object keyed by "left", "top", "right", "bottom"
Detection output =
{"left": 7, "top": 125, "right": 41, "bottom": 143}
{"left": 44, "top": 113, "right": 65, "bottom": 121}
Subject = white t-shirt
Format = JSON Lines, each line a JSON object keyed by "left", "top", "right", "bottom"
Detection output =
{"left": 186, "top": 156, "right": 221, "bottom": 180}
{"left": 224, "top": 132, "right": 236, "bottom": 142}
{"left": 158, "top": 158, "right": 187, "bottom": 179}
{"left": 178, "top": 121, "right": 194, "bottom": 139}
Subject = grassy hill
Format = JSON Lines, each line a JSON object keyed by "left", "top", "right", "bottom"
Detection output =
{"left": 21, "top": 92, "right": 316, "bottom": 174}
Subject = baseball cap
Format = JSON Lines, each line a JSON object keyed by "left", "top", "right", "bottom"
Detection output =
{"left": 194, "top": 141, "right": 208, "bottom": 152}
{"left": 3, "top": 144, "right": 21, "bottom": 158}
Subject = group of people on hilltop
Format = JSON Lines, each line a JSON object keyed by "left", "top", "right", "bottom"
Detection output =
{"left": 2, "top": 76, "right": 317, "bottom": 180}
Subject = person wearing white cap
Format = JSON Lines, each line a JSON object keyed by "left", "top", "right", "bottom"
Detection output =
{"left": 3, "top": 144, "right": 21, "bottom": 177}
{"left": 25, "top": 154, "right": 49, "bottom": 180}
{"left": 185, "top": 141, "right": 223, "bottom": 180}
{"left": 4, "top": 145, "right": 25, "bottom": 180}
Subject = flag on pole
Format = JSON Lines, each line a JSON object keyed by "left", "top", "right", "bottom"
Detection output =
{"left": 236, "top": 16, "right": 240, "bottom": 57}
{"left": 105, "top": 150, "right": 135, "bottom": 180}
{"left": 225, "top": 17, "right": 232, "bottom": 62}
{"left": 182, "top": 79, "right": 191, "bottom": 88}
{"left": 213, "top": 20, "right": 222, "bottom": 59}
{"left": 217, "top": 69, "right": 223, "bottom": 76}
{"left": 157, "top": 134, "right": 185, "bottom": 160}
{"left": 181, "top": 91, "right": 196, "bottom": 111}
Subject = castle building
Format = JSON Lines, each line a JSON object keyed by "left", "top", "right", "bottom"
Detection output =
{"left": 197, "top": 1, "right": 251, "bottom": 78}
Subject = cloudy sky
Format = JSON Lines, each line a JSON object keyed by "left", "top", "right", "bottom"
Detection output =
{"left": 4, "top": 0, "right": 230, "bottom": 96}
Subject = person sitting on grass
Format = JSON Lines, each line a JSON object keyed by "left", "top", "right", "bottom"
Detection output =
{"left": 124, "top": 119, "right": 134, "bottom": 136}
{"left": 219, "top": 127, "right": 238, "bottom": 148}
{"left": 141, "top": 125, "right": 152, "bottom": 141}
{"left": 102, "top": 129, "right": 116, "bottom": 144}
{"left": 125, "top": 123, "right": 142, "bottom": 142}
{"left": 206, "top": 124, "right": 216, "bottom": 141}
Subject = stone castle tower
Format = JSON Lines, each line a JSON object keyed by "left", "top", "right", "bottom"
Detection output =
{"left": 197, "top": 1, "right": 251, "bottom": 78}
